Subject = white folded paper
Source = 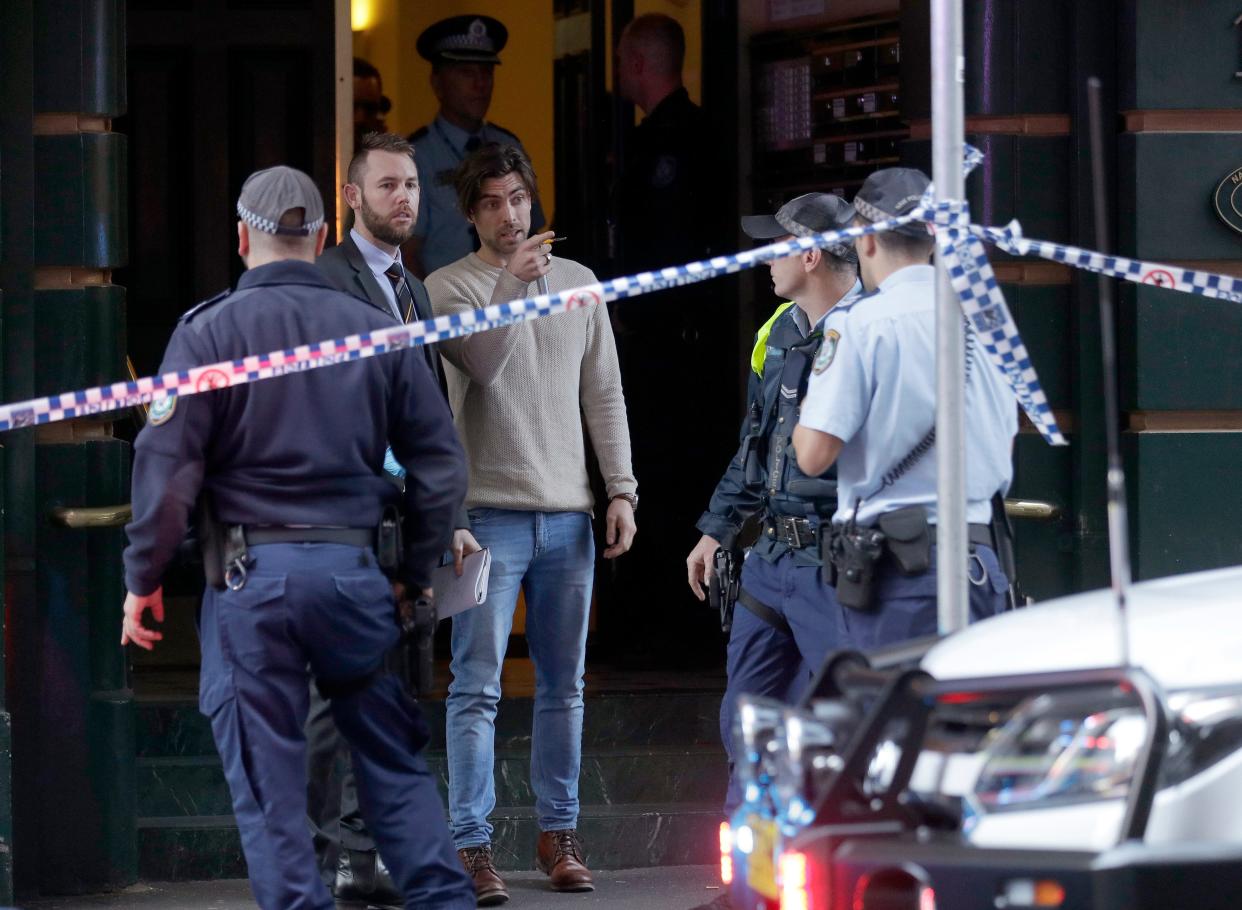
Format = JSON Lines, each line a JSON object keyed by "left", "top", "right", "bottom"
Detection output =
{"left": 430, "top": 547, "right": 492, "bottom": 620}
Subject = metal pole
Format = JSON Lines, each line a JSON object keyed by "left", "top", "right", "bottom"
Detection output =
{"left": 932, "top": 0, "right": 968, "bottom": 634}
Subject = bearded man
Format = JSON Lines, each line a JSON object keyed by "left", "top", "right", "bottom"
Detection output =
{"left": 311, "top": 130, "right": 475, "bottom": 908}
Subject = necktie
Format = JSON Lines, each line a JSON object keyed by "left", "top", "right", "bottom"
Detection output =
{"left": 383, "top": 261, "right": 415, "bottom": 323}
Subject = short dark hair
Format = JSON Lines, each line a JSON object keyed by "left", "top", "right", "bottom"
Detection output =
{"left": 623, "top": 13, "right": 685, "bottom": 76}
{"left": 348, "top": 132, "right": 415, "bottom": 186}
{"left": 454, "top": 144, "right": 539, "bottom": 216}
{"left": 855, "top": 216, "right": 935, "bottom": 261}
{"left": 354, "top": 57, "right": 381, "bottom": 81}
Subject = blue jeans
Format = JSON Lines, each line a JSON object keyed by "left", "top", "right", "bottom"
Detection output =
{"left": 446, "top": 509, "right": 595, "bottom": 847}
{"left": 721, "top": 550, "right": 846, "bottom": 814}
{"left": 198, "top": 543, "right": 473, "bottom": 910}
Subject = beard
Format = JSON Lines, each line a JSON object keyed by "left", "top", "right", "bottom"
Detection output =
{"left": 359, "top": 192, "right": 414, "bottom": 247}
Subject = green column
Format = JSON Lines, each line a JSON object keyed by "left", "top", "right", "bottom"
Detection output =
{"left": 18, "top": 0, "right": 135, "bottom": 895}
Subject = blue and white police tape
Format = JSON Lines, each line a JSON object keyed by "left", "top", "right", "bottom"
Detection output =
{"left": 1, "top": 154, "right": 1238, "bottom": 443}
{"left": 0, "top": 212, "right": 929, "bottom": 435}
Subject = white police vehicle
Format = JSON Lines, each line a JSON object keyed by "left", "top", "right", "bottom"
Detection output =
{"left": 725, "top": 565, "right": 1242, "bottom": 910}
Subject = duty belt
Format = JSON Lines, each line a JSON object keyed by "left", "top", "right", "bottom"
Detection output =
{"left": 928, "top": 523, "right": 994, "bottom": 549}
{"left": 243, "top": 526, "right": 375, "bottom": 548}
{"left": 764, "top": 516, "right": 819, "bottom": 550}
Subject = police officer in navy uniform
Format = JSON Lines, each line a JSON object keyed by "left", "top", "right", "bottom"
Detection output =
{"left": 793, "top": 167, "right": 1016, "bottom": 649}
{"left": 686, "top": 194, "right": 862, "bottom": 822}
{"left": 120, "top": 165, "right": 475, "bottom": 910}
{"left": 406, "top": 15, "right": 545, "bottom": 278}
{"left": 313, "top": 130, "right": 481, "bottom": 906}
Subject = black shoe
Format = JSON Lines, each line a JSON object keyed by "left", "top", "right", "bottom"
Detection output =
{"left": 334, "top": 848, "right": 402, "bottom": 909}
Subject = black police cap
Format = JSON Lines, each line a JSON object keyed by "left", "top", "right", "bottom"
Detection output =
{"left": 417, "top": 15, "right": 508, "bottom": 65}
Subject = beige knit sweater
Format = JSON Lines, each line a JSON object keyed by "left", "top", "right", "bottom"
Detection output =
{"left": 425, "top": 253, "right": 637, "bottom": 513}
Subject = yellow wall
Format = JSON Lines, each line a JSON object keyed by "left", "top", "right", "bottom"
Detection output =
{"left": 354, "top": 0, "right": 557, "bottom": 222}
{"left": 353, "top": 0, "right": 703, "bottom": 225}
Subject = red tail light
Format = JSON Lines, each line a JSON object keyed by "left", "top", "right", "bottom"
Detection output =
{"left": 780, "top": 850, "right": 812, "bottom": 910}
{"left": 719, "top": 822, "right": 734, "bottom": 885}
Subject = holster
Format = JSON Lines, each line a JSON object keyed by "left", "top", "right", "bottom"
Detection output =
{"left": 196, "top": 492, "right": 227, "bottom": 591}
{"left": 376, "top": 505, "right": 403, "bottom": 577}
{"left": 991, "top": 493, "right": 1021, "bottom": 609}
{"left": 707, "top": 547, "right": 741, "bottom": 633}
{"left": 876, "top": 506, "right": 931, "bottom": 575}
{"left": 395, "top": 593, "right": 437, "bottom": 698}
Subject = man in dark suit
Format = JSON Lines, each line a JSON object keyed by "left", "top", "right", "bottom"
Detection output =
{"left": 312, "top": 132, "right": 479, "bottom": 908}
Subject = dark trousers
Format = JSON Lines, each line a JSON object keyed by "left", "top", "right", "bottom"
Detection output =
{"left": 305, "top": 687, "right": 372, "bottom": 884}
{"left": 197, "top": 542, "right": 473, "bottom": 910}
{"left": 721, "top": 550, "right": 845, "bottom": 814}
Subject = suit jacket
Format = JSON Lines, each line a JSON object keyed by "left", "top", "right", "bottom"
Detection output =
{"left": 318, "top": 235, "right": 469, "bottom": 530}
{"left": 317, "top": 234, "right": 442, "bottom": 380}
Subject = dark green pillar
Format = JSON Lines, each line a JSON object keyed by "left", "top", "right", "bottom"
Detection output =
{"left": 1116, "top": 0, "right": 1242, "bottom": 578}
{"left": 6, "top": 0, "right": 133, "bottom": 896}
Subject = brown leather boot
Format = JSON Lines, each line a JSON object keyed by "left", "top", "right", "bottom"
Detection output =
{"left": 457, "top": 844, "right": 509, "bottom": 906}
{"left": 535, "top": 829, "right": 595, "bottom": 893}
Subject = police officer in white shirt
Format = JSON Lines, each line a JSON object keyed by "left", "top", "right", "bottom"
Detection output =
{"left": 792, "top": 167, "right": 1017, "bottom": 650}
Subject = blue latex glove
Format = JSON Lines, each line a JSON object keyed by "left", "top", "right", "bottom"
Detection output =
{"left": 383, "top": 446, "right": 407, "bottom": 479}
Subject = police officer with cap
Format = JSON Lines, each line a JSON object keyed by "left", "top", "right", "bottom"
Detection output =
{"left": 120, "top": 165, "right": 475, "bottom": 910}
{"left": 687, "top": 193, "right": 862, "bottom": 819}
{"left": 407, "top": 15, "right": 545, "bottom": 277}
{"left": 793, "top": 167, "right": 1016, "bottom": 650}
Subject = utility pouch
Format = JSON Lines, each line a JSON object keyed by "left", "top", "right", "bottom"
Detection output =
{"left": 829, "top": 524, "right": 886, "bottom": 612}
{"left": 376, "top": 505, "right": 403, "bottom": 577}
{"left": 877, "top": 506, "right": 931, "bottom": 575}
{"left": 396, "top": 593, "right": 437, "bottom": 698}
{"left": 708, "top": 547, "right": 741, "bottom": 633}
{"left": 785, "top": 476, "right": 838, "bottom": 501}
{"left": 196, "top": 492, "right": 227, "bottom": 591}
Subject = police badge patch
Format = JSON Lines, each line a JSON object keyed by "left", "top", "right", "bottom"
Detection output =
{"left": 813, "top": 330, "right": 840, "bottom": 374}
{"left": 651, "top": 155, "right": 677, "bottom": 188}
{"left": 149, "top": 395, "right": 177, "bottom": 426}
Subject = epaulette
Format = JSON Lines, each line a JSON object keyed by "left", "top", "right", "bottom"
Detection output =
{"left": 178, "top": 288, "right": 231, "bottom": 324}
{"left": 408, "top": 125, "right": 430, "bottom": 142}
{"left": 487, "top": 122, "right": 520, "bottom": 143}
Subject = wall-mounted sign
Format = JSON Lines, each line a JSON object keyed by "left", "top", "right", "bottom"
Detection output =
{"left": 1214, "top": 166, "right": 1242, "bottom": 235}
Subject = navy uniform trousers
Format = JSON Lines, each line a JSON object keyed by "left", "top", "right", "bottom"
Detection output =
{"left": 836, "top": 543, "right": 1009, "bottom": 651}
{"left": 197, "top": 541, "right": 474, "bottom": 910}
{"left": 720, "top": 548, "right": 843, "bottom": 814}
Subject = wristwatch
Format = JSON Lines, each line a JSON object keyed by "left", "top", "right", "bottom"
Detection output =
{"left": 610, "top": 492, "right": 638, "bottom": 512}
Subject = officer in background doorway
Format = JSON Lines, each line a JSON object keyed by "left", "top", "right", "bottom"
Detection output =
{"left": 610, "top": 13, "right": 737, "bottom": 663}
{"left": 407, "top": 15, "right": 546, "bottom": 278}
{"left": 793, "top": 167, "right": 1016, "bottom": 650}
{"left": 120, "top": 166, "right": 474, "bottom": 910}
{"left": 686, "top": 194, "right": 861, "bottom": 821}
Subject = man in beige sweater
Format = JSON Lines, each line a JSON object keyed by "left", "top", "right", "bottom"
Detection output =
{"left": 425, "top": 145, "right": 637, "bottom": 905}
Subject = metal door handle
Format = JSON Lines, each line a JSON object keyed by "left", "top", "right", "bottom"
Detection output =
{"left": 1004, "top": 499, "right": 1062, "bottom": 521}
{"left": 50, "top": 504, "right": 132, "bottom": 529}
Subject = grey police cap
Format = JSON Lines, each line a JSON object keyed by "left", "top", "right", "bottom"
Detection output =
{"left": 853, "top": 167, "right": 932, "bottom": 239}
{"left": 236, "top": 165, "right": 325, "bottom": 236}
{"left": 741, "top": 192, "right": 857, "bottom": 261}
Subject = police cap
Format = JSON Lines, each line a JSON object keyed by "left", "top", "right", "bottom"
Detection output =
{"left": 417, "top": 15, "right": 508, "bottom": 65}
{"left": 853, "top": 167, "right": 932, "bottom": 238}
{"left": 236, "top": 165, "right": 325, "bottom": 236}
{"left": 741, "top": 192, "right": 857, "bottom": 261}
